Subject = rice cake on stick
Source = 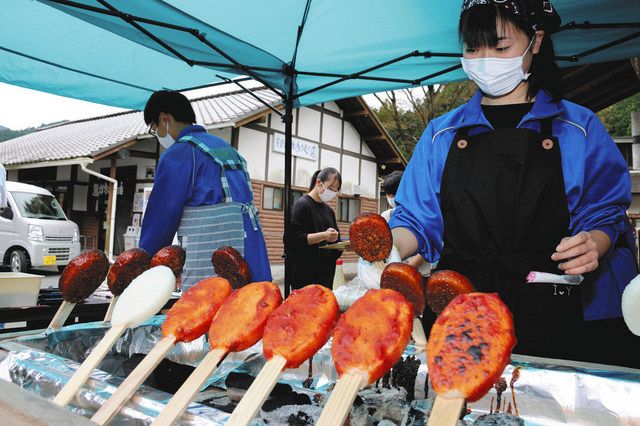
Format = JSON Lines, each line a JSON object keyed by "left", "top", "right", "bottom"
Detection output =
{"left": 426, "top": 293, "right": 516, "bottom": 426}
{"left": 316, "top": 289, "right": 413, "bottom": 426}
{"left": 49, "top": 250, "right": 109, "bottom": 329}
{"left": 152, "top": 281, "right": 282, "bottom": 426}
{"left": 91, "top": 276, "right": 231, "bottom": 425}
{"left": 381, "top": 262, "right": 428, "bottom": 348}
{"left": 349, "top": 213, "right": 393, "bottom": 269}
{"left": 103, "top": 248, "right": 150, "bottom": 322}
{"left": 227, "top": 285, "right": 339, "bottom": 426}
{"left": 54, "top": 266, "right": 175, "bottom": 407}
{"left": 426, "top": 270, "right": 475, "bottom": 315}
{"left": 211, "top": 246, "right": 252, "bottom": 289}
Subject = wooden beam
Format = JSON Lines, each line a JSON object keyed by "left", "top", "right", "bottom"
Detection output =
{"left": 128, "top": 149, "right": 157, "bottom": 159}
{"left": 344, "top": 110, "right": 369, "bottom": 119}
{"left": 93, "top": 138, "right": 139, "bottom": 161}
{"left": 380, "top": 158, "right": 403, "bottom": 165}
{"left": 234, "top": 105, "right": 283, "bottom": 128}
{"left": 363, "top": 135, "right": 387, "bottom": 142}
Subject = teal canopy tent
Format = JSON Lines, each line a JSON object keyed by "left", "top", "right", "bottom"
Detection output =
{"left": 2, "top": 0, "right": 639, "bottom": 294}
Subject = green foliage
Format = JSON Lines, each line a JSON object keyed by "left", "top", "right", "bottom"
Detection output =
{"left": 372, "top": 82, "right": 476, "bottom": 159}
{"left": 597, "top": 93, "right": 640, "bottom": 137}
{"left": 0, "top": 120, "right": 69, "bottom": 142}
{"left": 0, "top": 127, "right": 34, "bottom": 142}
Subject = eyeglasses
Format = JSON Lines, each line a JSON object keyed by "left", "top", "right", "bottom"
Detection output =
{"left": 148, "top": 123, "right": 157, "bottom": 137}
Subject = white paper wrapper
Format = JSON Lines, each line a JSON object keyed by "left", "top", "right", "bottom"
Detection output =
{"left": 526, "top": 271, "right": 583, "bottom": 285}
{"left": 334, "top": 246, "right": 402, "bottom": 310}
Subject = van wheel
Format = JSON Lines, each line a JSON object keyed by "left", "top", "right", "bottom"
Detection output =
{"left": 10, "top": 250, "right": 29, "bottom": 273}
{"left": 57, "top": 265, "right": 66, "bottom": 273}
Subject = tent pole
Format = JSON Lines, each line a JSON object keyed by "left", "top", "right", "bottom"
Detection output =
{"left": 283, "top": 92, "right": 294, "bottom": 298}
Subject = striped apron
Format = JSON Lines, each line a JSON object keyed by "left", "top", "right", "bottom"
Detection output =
{"left": 177, "top": 135, "right": 260, "bottom": 291}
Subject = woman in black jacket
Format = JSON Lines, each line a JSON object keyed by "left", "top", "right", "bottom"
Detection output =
{"left": 285, "top": 167, "right": 343, "bottom": 289}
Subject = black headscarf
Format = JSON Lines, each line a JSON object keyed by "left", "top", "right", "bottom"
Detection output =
{"left": 461, "top": 0, "right": 561, "bottom": 34}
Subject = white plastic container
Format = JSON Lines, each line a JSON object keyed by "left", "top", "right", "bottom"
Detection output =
{"left": 0, "top": 272, "right": 43, "bottom": 308}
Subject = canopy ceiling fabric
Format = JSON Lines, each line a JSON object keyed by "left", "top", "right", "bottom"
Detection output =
{"left": 1, "top": 0, "right": 639, "bottom": 110}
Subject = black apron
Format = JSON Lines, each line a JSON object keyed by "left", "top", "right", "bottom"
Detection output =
{"left": 429, "top": 118, "right": 584, "bottom": 360}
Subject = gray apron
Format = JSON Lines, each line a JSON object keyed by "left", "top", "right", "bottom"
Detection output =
{"left": 176, "top": 135, "right": 259, "bottom": 291}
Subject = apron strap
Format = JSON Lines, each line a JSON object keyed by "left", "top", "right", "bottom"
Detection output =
{"left": 178, "top": 135, "right": 260, "bottom": 230}
{"left": 540, "top": 117, "right": 555, "bottom": 139}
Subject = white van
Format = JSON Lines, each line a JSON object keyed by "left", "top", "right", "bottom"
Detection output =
{"left": 0, "top": 181, "right": 80, "bottom": 273}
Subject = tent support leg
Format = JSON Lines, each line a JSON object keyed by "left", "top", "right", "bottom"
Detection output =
{"left": 283, "top": 94, "right": 294, "bottom": 298}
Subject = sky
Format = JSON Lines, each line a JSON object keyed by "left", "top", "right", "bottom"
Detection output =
{"left": 0, "top": 82, "right": 125, "bottom": 130}
{"left": 0, "top": 81, "right": 386, "bottom": 131}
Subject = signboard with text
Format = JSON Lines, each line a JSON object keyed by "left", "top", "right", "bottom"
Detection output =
{"left": 273, "top": 133, "right": 319, "bottom": 161}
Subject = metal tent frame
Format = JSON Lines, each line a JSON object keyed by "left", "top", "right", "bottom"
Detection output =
{"left": 40, "top": 0, "right": 640, "bottom": 296}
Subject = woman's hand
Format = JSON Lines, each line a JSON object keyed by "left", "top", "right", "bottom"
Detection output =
{"left": 324, "top": 228, "right": 339, "bottom": 243}
{"left": 551, "top": 230, "right": 611, "bottom": 275}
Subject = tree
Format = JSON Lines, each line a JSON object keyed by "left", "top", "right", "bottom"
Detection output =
{"left": 597, "top": 93, "right": 640, "bottom": 137}
{"left": 372, "top": 82, "right": 476, "bottom": 158}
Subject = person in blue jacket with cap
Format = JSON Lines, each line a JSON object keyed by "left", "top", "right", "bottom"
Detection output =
{"left": 139, "top": 90, "right": 272, "bottom": 291}
{"left": 389, "top": 0, "right": 639, "bottom": 366}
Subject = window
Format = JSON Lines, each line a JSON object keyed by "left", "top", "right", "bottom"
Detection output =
{"left": 338, "top": 197, "right": 361, "bottom": 222}
{"left": 617, "top": 143, "right": 633, "bottom": 168}
{"left": 263, "top": 187, "right": 304, "bottom": 211}
{"left": 10, "top": 191, "right": 66, "bottom": 220}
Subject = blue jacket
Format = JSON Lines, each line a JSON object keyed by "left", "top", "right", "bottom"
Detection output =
{"left": 389, "top": 89, "right": 637, "bottom": 321}
{"left": 139, "top": 125, "right": 272, "bottom": 282}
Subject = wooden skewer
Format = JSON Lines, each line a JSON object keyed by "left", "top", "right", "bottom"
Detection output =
{"left": 91, "top": 335, "right": 176, "bottom": 425}
{"left": 47, "top": 301, "right": 75, "bottom": 330}
{"left": 102, "top": 295, "right": 119, "bottom": 322}
{"left": 152, "top": 348, "right": 227, "bottom": 426}
{"left": 412, "top": 317, "right": 428, "bottom": 349}
{"left": 53, "top": 324, "right": 128, "bottom": 406}
{"left": 316, "top": 371, "right": 366, "bottom": 426}
{"left": 226, "top": 355, "right": 287, "bottom": 426}
{"left": 373, "top": 260, "right": 386, "bottom": 270}
{"left": 427, "top": 396, "right": 465, "bottom": 426}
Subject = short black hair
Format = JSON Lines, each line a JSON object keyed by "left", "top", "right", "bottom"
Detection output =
{"left": 383, "top": 171, "right": 403, "bottom": 196}
{"left": 459, "top": 5, "right": 563, "bottom": 101}
{"left": 143, "top": 90, "right": 196, "bottom": 125}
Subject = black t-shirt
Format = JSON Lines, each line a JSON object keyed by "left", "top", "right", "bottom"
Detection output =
{"left": 284, "top": 194, "right": 341, "bottom": 289}
{"left": 481, "top": 102, "right": 534, "bottom": 129}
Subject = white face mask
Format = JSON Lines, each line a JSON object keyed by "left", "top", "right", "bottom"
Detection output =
{"left": 319, "top": 183, "right": 337, "bottom": 202}
{"left": 157, "top": 122, "right": 175, "bottom": 149}
{"left": 387, "top": 196, "right": 396, "bottom": 208}
{"left": 460, "top": 38, "right": 534, "bottom": 97}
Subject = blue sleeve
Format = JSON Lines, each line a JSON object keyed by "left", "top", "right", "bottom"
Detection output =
{"left": 569, "top": 115, "right": 631, "bottom": 252}
{"left": 389, "top": 122, "right": 448, "bottom": 262}
{"left": 139, "top": 143, "right": 193, "bottom": 256}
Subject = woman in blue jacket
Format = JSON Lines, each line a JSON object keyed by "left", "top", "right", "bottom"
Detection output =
{"left": 389, "top": 0, "right": 639, "bottom": 366}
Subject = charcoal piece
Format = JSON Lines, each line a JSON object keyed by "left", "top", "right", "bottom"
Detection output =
{"left": 262, "top": 393, "right": 312, "bottom": 413}
{"left": 402, "top": 398, "right": 467, "bottom": 426}
{"left": 149, "top": 358, "right": 196, "bottom": 394}
{"left": 474, "top": 413, "right": 525, "bottom": 426}
{"left": 260, "top": 405, "right": 323, "bottom": 425}
{"left": 225, "top": 371, "right": 293, "bottom": 397}
{"left": 287, "top": 411, "right": 314, "bottom": 425}
{"left": 381, "top": 370, "right": 392, "bottom": 388}
{"left": 392, "top": 355, "right": 421, "bottom": 401}
{"left": 121, "top": 354, "right": 197, "bottom": 394}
